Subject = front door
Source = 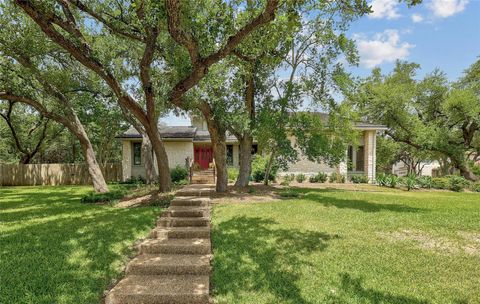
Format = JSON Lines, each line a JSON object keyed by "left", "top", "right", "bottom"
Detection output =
{"left": 194, "top": 146, "right": 213, "bottom": 169}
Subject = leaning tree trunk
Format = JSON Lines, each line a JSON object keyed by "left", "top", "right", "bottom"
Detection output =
{"left": 141, "top": 133, "right": 156, "bottom": 184}
{"left": 264, "top": 149, "right": 276, "bottom": 186}
{"left": 458, "top": 163, "right": 479, "bottom": 181}
{"left": 146, "top": 124, "right": 172, "bottom": 192}
{"left": 235, "top": 135, "right": 253, "bottom": 187}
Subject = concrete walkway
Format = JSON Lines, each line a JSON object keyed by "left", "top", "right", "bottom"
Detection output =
{"left": 106, "top": 185, "right": 214, "bottom": 304}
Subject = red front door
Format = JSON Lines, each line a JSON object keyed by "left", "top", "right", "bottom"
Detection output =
{"left": 194, "top": 146, "right": 213, "bottom": 169}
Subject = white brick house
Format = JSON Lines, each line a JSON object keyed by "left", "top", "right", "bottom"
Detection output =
{"left": 117, "top": 115, "right": 387, "bottom": 182}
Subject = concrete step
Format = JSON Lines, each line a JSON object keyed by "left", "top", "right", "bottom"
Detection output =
{"left": 166, "top": 206, "right": 209, "bottom": 218}
{"left": 140, "top": 238, "right": 211, "bottom": 255}
{"left": 126, "top": 254, "right": 211, "bottom": 275}
{"left": 157, "top": 217, "right": 210, "bottom": 227}
{"left": 176, "top": 188, "right": 215, "bottom": 197}
{"left": 105, "top": 274, "right": 209, "bottom": 304}
{"left": 171, "top": 197, "right": 211, "bottom": 207}
{"left": 150, "top": 226, "right": 211, "bottom": 239}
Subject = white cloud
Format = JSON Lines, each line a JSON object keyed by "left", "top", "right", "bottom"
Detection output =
{"left": 411, "top": 14, "right": 424, "bottom": 23}
{"left": 369, "top": 0, "right": 401, "bottom": 19}
{"left": 354, "top": 30, "right": 415, "bottom": 68}
{"left": 427, "top": 0, "right": 469, "bottom": 18}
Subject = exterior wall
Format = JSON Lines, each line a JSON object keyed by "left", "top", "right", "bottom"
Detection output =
{"left": 392, "top": 160, "right": 440, "bottom": 177}
{"left": 281, "top": 135, "right": 337, "bottom": 175}
{"left": 363, "top": 130, "right": 376, "bottom": 182}
{"left": 123, "top": 139, "right": 193, "bottom": 180}
{"left": 122, "top": 140, "right": 132, "bottom": 181}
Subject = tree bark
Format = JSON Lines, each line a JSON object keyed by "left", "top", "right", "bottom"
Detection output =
{"left": 204, "top": 117, "right": 228, "bottom": 192}
{"left": 458, "top": 163, "right": 479, "bottom": 181}
{"left": 146, "top": 124, "right": 171, "bottom": 192}
{"left": 141, "top": 132, "right": 156, "bottom": 184}
{"left": 235, "top": 135, "right": 253, "bottom": 187}
{"left": 264, "top": 150, "right": 276, "bottom": 185}
{"left": 0, "top": 92, "right": 109, "bottom": 193}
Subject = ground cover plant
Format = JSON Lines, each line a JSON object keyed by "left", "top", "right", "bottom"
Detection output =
{"left": 0, "top": 185, "right": 161, "bottom": 304}
{"left": 212, "top": 186, "right": 480, "bottom": 303}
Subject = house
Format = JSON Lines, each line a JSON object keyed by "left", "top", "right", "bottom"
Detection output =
{"left": 392, "top": 160, "right": 441, "bottom": 177}
{"left": 117, "top": 115, "right": 387, "bottom": 182}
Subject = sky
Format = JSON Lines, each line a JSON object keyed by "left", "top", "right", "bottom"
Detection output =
{"left": 162, "top": 0, "right": 480, "bottom": 126}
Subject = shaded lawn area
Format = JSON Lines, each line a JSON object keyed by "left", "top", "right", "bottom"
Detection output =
{"left": 212, "top": 187, "right": 480, "bottom": 304}
{"left": 0, "top": 185, "right": 161, "bottom": 304}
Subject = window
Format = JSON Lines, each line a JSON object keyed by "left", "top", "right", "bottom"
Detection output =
{"left": 226, "top": 145, "right": 233, "bottom": 166}
{"left": 356, "top": 146, "right": 364, "bottom": 171}
{"left": 133, "top": 142, "right": 142, "bottom": 165}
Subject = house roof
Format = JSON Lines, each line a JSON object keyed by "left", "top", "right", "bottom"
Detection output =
{"left": 116, "top": 126, "right": 196, "bottom": 139}
{"left": 116, "top": 112, "right": 387, "bottom": 140}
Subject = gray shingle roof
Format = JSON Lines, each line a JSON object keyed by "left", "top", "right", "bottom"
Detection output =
{"left": 116, "top": 126, "right": 196, "bottom": 139}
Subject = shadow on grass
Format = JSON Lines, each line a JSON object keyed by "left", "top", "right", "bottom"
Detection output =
{"left": 289, "top": 188, "right": 424, "bottom": 213}
{"left": 212, "top": 215, "right": 340, "bottom": 304}
{"left": 326, "top": 273, "right": 429, "bottom": 304}
{"left": 0, "top": 186, "right": 160, "bottom": 304}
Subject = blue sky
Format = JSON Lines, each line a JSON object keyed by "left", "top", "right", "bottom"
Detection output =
{"left": 162, "top": 0, "right": 480, "bottom": 126}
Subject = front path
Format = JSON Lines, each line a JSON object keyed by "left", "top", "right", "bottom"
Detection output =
{"left": 106, "top": 185, "right": 215, "bottom": 304}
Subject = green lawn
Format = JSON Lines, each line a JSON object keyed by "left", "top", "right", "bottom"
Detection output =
{"left": 0, "top": 185, "right": 161, "bottom": 304}
{"left": 212, "top": 187, "right": 480, "bottom": 304}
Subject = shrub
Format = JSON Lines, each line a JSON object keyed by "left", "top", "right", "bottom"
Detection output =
{"left": 376, "top": 174, "right": 388, "bottom": 186}
{"left": 350, "top": 175, "right": 369, "bottom": 184}
{"left": 121, "top": 175, "right": 146, "bottom": 185}
{"left": 432, "top": 177, "right": 449, "bottom": 190}
{"left": 81, "top": 190, "right": 125, "bottom": 204}
{"left": 417, "top": 176, "right": 433, "bottom": 189}
{"left": 278, "top": 190, "right": 300, "bottom": 198}
{"left": 295, "top": 173, "right": 306, "bottom": 183}
{"left": 170, "top": 165, "right": 189, "bottom": 183}
{"left": 251, "top": 155, "right": 277, "bottom": 183}
{"left": 448, "top": 175, "right": 470, "bottom": 192}
{"left": 404, "top": 174, "right": 418, "bottom": 191}
{"left": 386, "top": 175, "right": 399, "bottom": 188}
{"left": 329, "top": 172, "right": 345, "bottom": 183}
{"left": 227, "top": 167, "right": 239, "bottom": 182}
{"left": 471, "top": 182, "right": 480, "bottom": 192}
{"left": 310, "top": 172, "right": 328, "bottom": 183}
{"left": 174, "top": 179, "right": 189, "bottom": 186}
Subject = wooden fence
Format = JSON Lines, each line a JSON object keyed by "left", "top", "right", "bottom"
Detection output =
{"left": 0, "top": 163, "right": 122, "bottom": 186}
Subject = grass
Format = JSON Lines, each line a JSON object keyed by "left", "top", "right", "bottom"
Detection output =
{"left": 0, "top": 185, "right": 161, "bottom": 304}
{"left": 212, "top": 186, "right": 480, "bottom": 304}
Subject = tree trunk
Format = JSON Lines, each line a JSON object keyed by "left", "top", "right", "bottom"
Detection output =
{"left": 205, "top": 120, "right": 228, "bottom": 192}
{"left": 80, "top": 138, "right": 109, "bottom": 193}
{"left": 141, "top": 132, "right": 156, "bottom": 184}
{"left": 264, "top": 150, "right": 276, "bottom": 186}
{"left": 235, "top": 135, "right": 253, "bottom": 187}
{"left": 458, "top": 163, "right": 479, "bottom": 181}
{"left": 146, "top": 124, "right": 171, "bottom": 192}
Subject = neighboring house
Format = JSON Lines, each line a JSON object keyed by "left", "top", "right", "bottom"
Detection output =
{"left": 392, "top": 160, "right": 441, "bottom": 177}
{"left": 117, "top": 114, "right": 387, "bottom": 182}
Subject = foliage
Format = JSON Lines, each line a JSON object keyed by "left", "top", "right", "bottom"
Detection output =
{"left": 309, "top": 172, "right": 328, "bottom": 183}
{"left": 329, "top": 172, "right": 346, "bottom": 183}
{"left": 295, "top": 173, "right": 306, "bottom": 183}
{"left": 350, "top": 175, "right": 369, "bottom": 184}
{"left": 251, "top": 155, "right": 277, "bottom": 183}
{"left": 81, "top": 189, "right": 126, "bottom": 204}
{"left": 121, "top": 176, "right": 146, "bottom": 185}
{"left": 228, "top": 167, "right": 239, "bottom": 182}
{"left": 448, "top": 175, "right": 471, "bottom": 192}
{"left": 432, "top": 178, "right": 449, "bottom": 190}
{"left": 386, "top": 175, "right": 400, "bottom": 188}
{"left": 352, "top": 60, "right": 480, "bottom": 181}
{"left": 0, "top": 186, "right": 160, "bottom": 303}
{"left": 170, "top": 165, "right": 189, "bottom": 184}
{"left": 471, "top": 182, "right": 480, "bottom": 192}
{"left": 376, "top": 173, "right": 388, "bottom": 186}
{"left": 416, "top": 176, "right": 433, "bottom": 189}
{"left": 280, "top": 174, "right": 294, "bottom": 186}
{"left": 212, "top": 187, "right": 480, "bottom": 304}
{"left": 403, "top": 174, "right": 418, "bottom": 191}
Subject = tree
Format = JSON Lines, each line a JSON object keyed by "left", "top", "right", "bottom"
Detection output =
{"left": 0, "top": 8, "right": 110, "bottom": 192}
{"left": 12, "top": 0, "right": 286, "bottom": 192}
{"left": 353, "top": 60, "right": 480, "bottom": 181}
